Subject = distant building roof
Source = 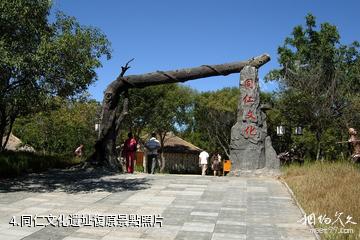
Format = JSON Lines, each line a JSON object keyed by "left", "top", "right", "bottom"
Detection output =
{"left": 3, "top": 133, "right": 22, "bottom": 151}
{"left": 162, "top": 132, "right": 202, "bottom": 154}
{"left": 3, "top": 133, "right": 35, "bottom": 152}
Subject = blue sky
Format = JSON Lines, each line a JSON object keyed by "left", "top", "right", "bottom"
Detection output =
{"left": 52, "top": 0, "right": 360, "bottom": 101}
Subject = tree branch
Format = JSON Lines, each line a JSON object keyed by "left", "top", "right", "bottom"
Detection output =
{"left": 2, "top": 116, "right": 15, "bottom": 150}
{"left": 108, "top": 54, "right": 270, "bottom": 91}
{"left": 119, "top": 58, "right": 135, "bottom": 77}
{"left": 114, "top": 59, "right": 135, "bottom": 133}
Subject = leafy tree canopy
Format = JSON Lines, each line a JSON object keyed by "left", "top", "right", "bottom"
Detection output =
{"left": 13, "top": 97, "right": 100, "bottom": 156}
{"left": 185, "top": 87, "right": 275, "bottom": 159}
{"left": 0, "top": 0, "right": 111, "bottom": 150}
{"left": 122, "top": 84, "right": 196, "bottom": 141}
{"left": 266, "top": 13, "right": 360, "bottom": 160}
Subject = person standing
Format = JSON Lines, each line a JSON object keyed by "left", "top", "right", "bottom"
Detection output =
{"left": 145, "top": 133, "right": 161, "bottom": 174}
{"left": 74, "top": 144, "right": 84, "bottom": 157}
{"left": 348, "top": 128, "right": 360, "bottom": 163}
{"left": 123, "top": 132, "right": 137, "bottom": 173}
{"left": 199, "top": 150, "right": 209, "bottom": 176}
{"left": 211, "top": 152, "right": 221, "bottom": 176}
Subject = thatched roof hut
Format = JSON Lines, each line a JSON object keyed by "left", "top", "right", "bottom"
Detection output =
{"left": 3, "top": 133, "right": 35, "bottom": 152}
{"left": 3, "top": 134, "right": 22, "bottom": 151}
{"left": 162, "top": 132, "right": 202, "bottom": 154}
{"left": 140, "top": 132, "right": 202, "bottom": 174}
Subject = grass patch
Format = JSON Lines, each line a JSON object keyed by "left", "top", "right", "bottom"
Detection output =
{"left": 134, "top": 164, "right": 144, "bottom": 173}
{"left": 0, "top": 151, "right": 83, "bottom": 178}
{"left": 282, "top": 161, "right": 360, "bottom": 240}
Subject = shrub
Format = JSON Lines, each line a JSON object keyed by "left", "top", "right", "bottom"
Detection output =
{"left": 0, "top": 151, "right": 82, "bottom": 178}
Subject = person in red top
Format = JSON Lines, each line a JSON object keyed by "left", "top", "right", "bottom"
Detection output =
{"left": 123, "top": 132, "right": 137, "bottom": 173}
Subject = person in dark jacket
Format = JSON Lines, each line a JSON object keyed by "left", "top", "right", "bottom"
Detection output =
{"left": 145, "top": 133, "right": 161, "bottom": 174}
{"left": 211, "top": 152, "right": 221, "bottom": 176}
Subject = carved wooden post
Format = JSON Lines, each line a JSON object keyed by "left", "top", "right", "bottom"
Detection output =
{"left": 230, "top": 66, "right": 279, "bottom": 175}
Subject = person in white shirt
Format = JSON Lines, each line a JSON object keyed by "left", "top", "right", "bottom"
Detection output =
{"left": 199, "top": 150, "right": 209, "bottom": 176}
{"left": 145, "top": 133, "right": 161, "bottom": 174}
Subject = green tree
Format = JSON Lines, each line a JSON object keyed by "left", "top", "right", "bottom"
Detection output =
{"left": 266, "top": 13, "right": 360, "bottom": 160}
{"left": 13, "top": 98, "right": 100, "bottom": 156}
{"left": 186, "top": 88, "right": 276, "bottom": 159}
{"left": 122, "top": 84, "right": 195, "bottom": 172}
{"left": 188, "top": 87, "right": 238, "bottom": 158}
{"left": 0, "top": 0, "right": 111, "bottom": 151}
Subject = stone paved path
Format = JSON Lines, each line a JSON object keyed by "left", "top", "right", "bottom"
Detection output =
{"left": 0, "top": 169, "right": 315, "bottom": 240}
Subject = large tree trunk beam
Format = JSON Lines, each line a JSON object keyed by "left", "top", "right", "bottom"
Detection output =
{"left": 100, "top": 54, "right": 270, "bottom": 139}
{"left": 115, "top": 54, "right": 270, "bottom": 88}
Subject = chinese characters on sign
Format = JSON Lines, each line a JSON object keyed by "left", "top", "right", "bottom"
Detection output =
{"left": 243, "top": 125, "right": 257, "bottom": 137}
{"left": 246, "top": 110, "right": 257, "bottom": 121}
{"left": 241, "top": 76, "right": 260, "bottom": 141}
{"left": 9, "top": 214, "right": 163, "bottom": 228}
{"left": 230, "top": 65, "right": 280, "bottom": 170}
{"left": 244, "top": 78, "right": 255, "bottom": 89}
{"left": 242, "top": 94, "right": 255, "bottom": 104}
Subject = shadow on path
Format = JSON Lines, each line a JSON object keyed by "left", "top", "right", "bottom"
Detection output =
{"left": 0, "top": 167, "right": 150, "bottom": 193}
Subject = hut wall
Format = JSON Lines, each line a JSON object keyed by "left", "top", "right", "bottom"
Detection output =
{"left": 164, "top": 152, "right": 200, "bottom": 174}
